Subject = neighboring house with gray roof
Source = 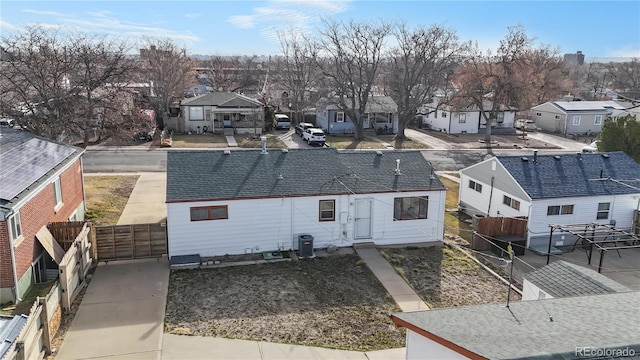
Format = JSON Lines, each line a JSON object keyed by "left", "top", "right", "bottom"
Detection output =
{"left": 315, "top": 96, "right": 399, "bottom": 135}
{"left": 391, "top": 291, "right": 640, "bottom": 360}
{"left": 522, "top": 260, "right": 631, "bottom": 300}
{"left": 0, "top": 127, "right": 85, "bottom": 304}
{"left": 166, "top": 147, "right": 445, "bottom": 258}
{"left": 531, "top": 100, "right": 628, "bottom": 136}
{"left": 174, "top": 92, "right": 264, "bottom": 135}
{"left": 459, "top": 151, "right": 640, "bottom": 250}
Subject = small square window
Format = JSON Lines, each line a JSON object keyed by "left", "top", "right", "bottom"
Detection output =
{"left": 336, "top": 112, "right": 345, "bottom": 123}
{"left": 319, "top": 200, "right": 335, "bottom": 221}
{"left": 596, "top": 202, "right": 610, "bottom": 220}
{"left": 468, "top": 180, "right": 482, "bottom": 193}
{"left": 547, "top": 206, "right": 560, "bottom": 216}
{"left": 572, "top": 116, "right": 581, "bottom": 126}
{"left": 458, "top": 113, "right": 466, "bottom": 124}
{"left": 394, "top": 197, "right": 428, "bottom": 220}
{"left": 442, "top": 112, "right": 447, "bottom": 118}
{"left": 594, "top": 115, "right": 603, "bottom": 126}
{"left": 561, "top": 205, "right": 574, "bottom": 215}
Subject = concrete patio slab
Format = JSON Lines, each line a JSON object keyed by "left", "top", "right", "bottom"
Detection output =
{"left": 161, "top": 335, "right": 262, "bottom": 360}
{"left": 117, "top": 172, "right": 167, "bottom": 225}
{"left": 259, "top": 342, "right": 365, "bottom": 360}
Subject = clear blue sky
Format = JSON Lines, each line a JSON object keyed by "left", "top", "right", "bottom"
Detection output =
{"left": 2, "top": 0, "right": 639, "bottom": 60}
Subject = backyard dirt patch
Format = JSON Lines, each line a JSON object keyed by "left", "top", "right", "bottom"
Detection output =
{"left": 380, "top": 245, "right": 520, "bottom": 309}
{"left": 414, "top": 128, "right": 561, "bottom": 150}
{"left": 234, "top": 134, "right": 287, "bottom": 148}
{"left": 84, "top": 175, "right": 139, "bottom": 226}
{"left": 165, "top": 254, "right": 404, "bottom": 351}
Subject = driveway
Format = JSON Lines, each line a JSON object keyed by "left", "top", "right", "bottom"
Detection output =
{"left": 117, "top": 172, "right": 167, "bottom": 225}
{"left": 405, "top": 129, "right": 454, "bottom": 149}
{"left": 525, "top": 132, "right": 587, "bottom": 151}
{"left": 276, "top": 128, "right": 311, "bottom": 148}
{"left": 55, "top": 258, "right": 169, "bottom": 360}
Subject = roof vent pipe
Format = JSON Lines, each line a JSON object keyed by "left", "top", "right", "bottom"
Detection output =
{"left": 533, "top": 149, "right": 538, "bottom": 163}
{"left": 394, "top": 159, "right": 402, "bottom": 176}
{"left": 577, "top": 152, "right": 582, "bottom": 160}
{"left": 260, "top": 136, "right": 268, "bottom": 154}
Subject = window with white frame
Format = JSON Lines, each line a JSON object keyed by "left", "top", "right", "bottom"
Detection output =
{"left": 319, "top": 200, "right": 335, "bottom": 221}
{"left": 503, "top": 195, "right": 520, "bottom": 210}
{"left": 596, "top": 202, "right": 610, "bottom": 220}
{"left": 189, "top": 106, "right": 205, "bottom": 121}
{"left": 53, "top": 177, "right": 62, "bottom": 208}
{"left": 468, "top": 180, "right": 482, "bottom": 193}
{"left": 458, "top": 113, "right": 466, "bottom": 123}
{"left": 594, "top": 115, "right": 603, "bottom": 126}
{"left": 335, "top": 112, "right": 345, "bottom": 123}
{"left": 572, "top": 116, "right": 581, "bottom": 126}
{"left": 394, "top": 197, "right": 428, "bottom": 220}
{"left": 547, "top": 204, "right": 574, "bottom": 216}
{"left": 8, "top": 212, "right": 22, "bottom": 243}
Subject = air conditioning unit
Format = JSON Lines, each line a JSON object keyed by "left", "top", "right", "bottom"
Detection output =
{"left": 298, "top": 234, "right": 315, "bottom": 258}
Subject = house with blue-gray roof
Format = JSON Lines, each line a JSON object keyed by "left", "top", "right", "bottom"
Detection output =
{"left": 165, "top": 146, "right": 445, "bottom": 259}
{"left": 459, "top": 151, "right": 640, "bottom": 249}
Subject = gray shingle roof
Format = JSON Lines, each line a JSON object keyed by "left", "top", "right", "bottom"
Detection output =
{"left": 318, "top": 96, "right": 398, "bottom": 113}
{"left": 0, "top": 315, "right": 28, "bottom": 360}
{"left": 497, "top": 152, "right": 640, "bottom": 199}
{"left": 524, "top": 261, "right": 631, "bottom": 298}
{"left": 166, "top": 148, "right": 444, "bottom": 202}
{"left": 181, "top": 92, "right": 263, "bottom": 107}
{"left": 392, "top": 291, "right": 640, "bottom": 360}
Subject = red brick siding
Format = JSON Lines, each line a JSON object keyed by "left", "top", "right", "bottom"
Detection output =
{"left": 11, "top": 159, "right": 85, "bottom": 281}
{"left": 0, "top": 221, "right": 13, "bottom": 289}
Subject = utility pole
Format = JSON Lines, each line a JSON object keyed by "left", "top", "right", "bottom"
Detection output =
{"left": 506, "top": 242, "right": 515, "bottom": 308}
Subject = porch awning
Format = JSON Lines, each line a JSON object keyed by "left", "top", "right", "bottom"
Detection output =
{"left": 35, "top": 226, "right": 65, "bottom": 264}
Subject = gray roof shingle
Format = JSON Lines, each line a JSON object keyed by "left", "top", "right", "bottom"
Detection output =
{"left": 524, "top": 261, "right": 631, "bottom": 298}
{"left": 497, "top": 152, "right": 640, "bottom": 199}
{"left": 393, "top": 291, "right": 640, "bottom": 359}
{"left": 166, "top": 149, "right": 444, "bottom": 202}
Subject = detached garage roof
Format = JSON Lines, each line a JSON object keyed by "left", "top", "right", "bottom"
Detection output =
{"left": 166, "top": 148, "right": 444, "bottom": 202}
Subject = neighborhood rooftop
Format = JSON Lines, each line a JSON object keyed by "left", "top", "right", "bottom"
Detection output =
{"left": 525, "top": 260, "right": 631, "bottom": 298}
{"left": 392, "top": 291, "right": 640, "bottom": 360}
{"left": 496, "top": 151, "right": 640, "bottom": 199}
{"left": 180, "top": 92, "right": 263, "bottom": 107}
{"left": 166, "top": 148, "right": 444, "bottom": 202}
{"left": 550, "top": 100, "right": 627, "bottom": 112}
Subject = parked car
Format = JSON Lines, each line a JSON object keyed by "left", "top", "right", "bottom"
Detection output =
{"left": 295, "top": 122, "right": 315, "bottom": 136}
{"left": 303, "top": 128, "right": 326, "bottom": 146}
{"left": 274, "top": 114, "right": 291, "bottom": 130}
{"left": 582, "top": 140, "right": 600, "bottom": 153}
{"left": 515, "top": 119, "right": 538, "bottom": 131}
{"left": 0, "top": 118, "right": 14, "bottom": 127}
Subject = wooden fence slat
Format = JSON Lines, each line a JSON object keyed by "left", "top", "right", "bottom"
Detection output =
{"left": 94, "top": 223, "right": 167, "bottom": 261}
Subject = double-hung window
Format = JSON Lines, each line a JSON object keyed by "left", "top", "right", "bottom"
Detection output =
{"left": 53, "top": 177, "right": 63, "bottom": 209}
{"left": 335, "top": 112, "right": 345, "bottom": 123}
{"left": 572, "top": 116, "right": 581, "bottom": 126}
{"left": 8, "top": 212, "right": 22, "bottom": 243}
{"left": 319, "top": 200, "right": 335, "bottom": 221}
{"left": 458, "top": 113, "right": 466, "bottom": 123}
{"left": 594, "top": 115, "right": 603, "bottom": 126}
{"left": 468, "top": 180, "right": 482, "bottom": 193}
{"left": 503, "top": 195, "right": 520, "bottom": 210}
{"left": 596, "top": 202, "right": 610, "bottom": 220}
{"left": 547, "top": 205, "right": 574, "bottom": 216}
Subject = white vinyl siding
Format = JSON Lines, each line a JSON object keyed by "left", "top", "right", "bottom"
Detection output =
{"left": 167, "top": 191, "right": 445, "bottom": 258}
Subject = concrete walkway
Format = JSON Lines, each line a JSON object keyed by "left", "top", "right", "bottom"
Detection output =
{"left": 117, "top": 172, "right": 167, "bottom": 225}
{"left": 55, "top": 258, "right": 170, "bottom": 360}
{"left": 225, "top": 135, "right": 238, "bottom": 147}
{"left": 354, "top": 245, "right": 429, "bottom": 312}
{"left": 161, "top": 335, "right": 405, "bottom": 360}
{"left": 526, "top": 132, "right": 586, "bottom": 151}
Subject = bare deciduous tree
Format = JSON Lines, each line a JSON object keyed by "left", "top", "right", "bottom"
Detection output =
{"left": 607, "top": 58, "right": 640, "bottom": 100}
{"left": 385, "top": 23, "right": 469, "bottom": 139}
{"left": 317, "top": 19, "right": 391, "bottom": 140}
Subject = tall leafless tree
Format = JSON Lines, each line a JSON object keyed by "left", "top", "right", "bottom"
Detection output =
{"left": 139, "top": 38, "right": 196, "bottom": 125}
{"left": 385, "top": 23, "right": 469, "bottom": 139}
{"left": 607, "top": 58, "right": 640, "bottom": 100}
{"left": 317, "top": 19, "right": 391, "bottom": 140}
{"left": 1, "top": 26, "right": 136, "bottom": 145}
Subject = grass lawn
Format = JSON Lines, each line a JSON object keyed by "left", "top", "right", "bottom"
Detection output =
{"left": 170, "top": 134, "right": 228, "bottom": 148}
{"left": 165, "top": 254, "right": 404, "bottom": 351}
{"left": 325, "top": 135, "right": 385, "bottom": 149}
{"left": 439, "top": 176, "right": 473, "bottom": 243}
{"left": 377, "top": 135, "right": 429, "bottom": 149}
{"left": 84, "top": 175, "right": 139, "bottom": 226}
{"left": 0, "top": 281, "right": 56, "bottom": 315}
{"left": 234, "top": 134, "right": 287, "bottom": 148}
{"left": 380, "top": 245, "right": 519, "bottom": 308}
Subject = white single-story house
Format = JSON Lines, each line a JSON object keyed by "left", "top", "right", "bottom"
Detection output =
{"left": 174, "top": 92, "right": 264, "bottom": 134}
{"left": 315, "top": 96, "right": 399, "bottom": 135}
{"left": 522, "top": 260, "right": 630, "bottom": 301}
{"left": 419, "top": 97, "right": 516, "bottom": 134}
{"left": 459, "top": 151, "right": 640, "bottom": 250}
{"left": 166, "top": 147, "right": 446, "bottom": 258}
{"left": 391, "top": 291, "right": 640, "bottom": 360}
{"left": 531, "top": 99, "right": 628, "bottom": 136}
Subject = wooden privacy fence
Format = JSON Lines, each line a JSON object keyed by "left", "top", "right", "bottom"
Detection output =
{"left": 95, "top": 223, "right": 167, "bottom": 261}
{"left": 47, "top": 221, "right": 86, "bottom": 251}
{"left": 59, "top": 223, "right": 93, "bottom": 311}
{"left": 5, "top": 282, "right": 62, "bottom": 360}
{"left": 471, "top": 216, "right": 528, "bottom": 251}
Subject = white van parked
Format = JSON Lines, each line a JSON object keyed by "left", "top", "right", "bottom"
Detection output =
{"left": 275, "top": 114, "right": 291, "bottom": 130}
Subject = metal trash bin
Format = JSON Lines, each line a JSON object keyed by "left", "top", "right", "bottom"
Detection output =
{"left": 298, "top": 234, "right": 314, "bottom": 258}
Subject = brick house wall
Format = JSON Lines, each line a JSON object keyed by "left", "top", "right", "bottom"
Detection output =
{"left": 0, "top": 221, "right": 12, "bottom": 299}
{"left": 1, "top": 158, "right": 84, "bottom": 296}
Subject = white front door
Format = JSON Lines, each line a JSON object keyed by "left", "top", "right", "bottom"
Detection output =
{"left": 354, "top": 199, "right": 372, "bottom": 239}
{"left": 363, "top": 114, "right": 371, "bottom": 129}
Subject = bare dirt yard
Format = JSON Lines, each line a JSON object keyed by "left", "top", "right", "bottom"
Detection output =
{"left": 380, "top": 245, "right": 520, "bottom": 309}
{"left": 165, "top": 253, "right": 405, "bottom": 351}
{"left": 414, "top": 128, "right": 561, "bottom": 150}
